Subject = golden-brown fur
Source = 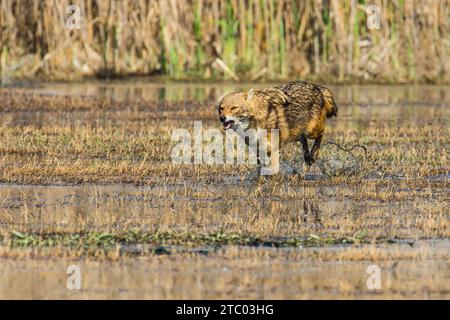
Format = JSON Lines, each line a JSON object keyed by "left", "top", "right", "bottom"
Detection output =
{"left": 218, "top": 81, "right": 338, "bottom": 166}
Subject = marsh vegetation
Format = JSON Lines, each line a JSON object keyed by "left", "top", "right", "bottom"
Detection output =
{"left": 1, "top": 0, "right": 448, "bottom": 82}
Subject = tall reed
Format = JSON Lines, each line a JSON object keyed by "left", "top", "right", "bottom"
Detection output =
{"left": 0, "top": 0, "right": 448, "bottom": 83}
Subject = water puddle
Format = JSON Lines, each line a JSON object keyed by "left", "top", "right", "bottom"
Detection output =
{"left": 0, "top": 240, "right": 448, "bottom": 299}
{"left": 0, "top": 182, "right": 447, "bottom": 239}
{"left": 6, "top": 80, "right": 448, "bottom": 104}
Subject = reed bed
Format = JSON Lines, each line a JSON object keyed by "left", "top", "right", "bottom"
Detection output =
{"left": 0, "top": 0, "right": 448, "bottom": 82}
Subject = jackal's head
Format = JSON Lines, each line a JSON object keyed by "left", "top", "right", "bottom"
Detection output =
{"left": 218, "top": 89, "right": 254, "bottom": 131}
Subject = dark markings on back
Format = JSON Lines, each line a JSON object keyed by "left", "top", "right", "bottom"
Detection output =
{"left": 275, "top": 81, "right": 324, "bottom": 127}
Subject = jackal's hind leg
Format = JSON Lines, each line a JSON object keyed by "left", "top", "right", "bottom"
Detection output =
{"left": 310, "top": 135, "right": 323, "bottom": 163}
{"left": 300, "top": 133, "right": 313, "bottom": 166}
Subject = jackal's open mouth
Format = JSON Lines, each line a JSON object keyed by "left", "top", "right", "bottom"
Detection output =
{"left": 223, "top": 120, "right": 235, "bottom": 130}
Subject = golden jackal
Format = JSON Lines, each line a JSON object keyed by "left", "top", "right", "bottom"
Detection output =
{"left": 218, "top": 81, "right": 338, "bottom": 166}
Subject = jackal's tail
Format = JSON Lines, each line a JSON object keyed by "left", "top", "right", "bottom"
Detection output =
{"left": 319, "top": 87, "right": 338, "bottom": 118}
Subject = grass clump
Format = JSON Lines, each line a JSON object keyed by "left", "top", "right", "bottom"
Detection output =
{"left": 4, "top": 230, "right": 372, "bottom": 253}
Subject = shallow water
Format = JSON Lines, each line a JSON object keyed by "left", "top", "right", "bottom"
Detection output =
{"left": 11, "top": 79, "right": 450, "bottom": 104}
{"left": 0, "top": 240, "right": 448, "bottom": 299}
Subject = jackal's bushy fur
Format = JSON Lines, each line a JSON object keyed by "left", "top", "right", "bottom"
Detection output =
{"left": 218, "top": 81, "right": 338, "bottom": 166}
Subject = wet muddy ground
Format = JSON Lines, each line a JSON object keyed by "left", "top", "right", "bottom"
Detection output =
{"left": 0, "top": 81, "right": 448, "bottom": 299}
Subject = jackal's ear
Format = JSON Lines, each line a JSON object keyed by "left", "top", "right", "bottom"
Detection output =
{"left": 246, "top": 88, "right": 254, "bottom": 101}
{"left": 216, "top": 92, "right": 227, "bottom": 108}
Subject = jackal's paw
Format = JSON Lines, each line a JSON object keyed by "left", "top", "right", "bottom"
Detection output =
{"left": 304, "top": 153, "right": 314, "bottom": 166}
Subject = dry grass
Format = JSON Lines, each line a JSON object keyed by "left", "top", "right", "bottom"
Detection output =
{"left": 0, "top": 87, "right": 448, "bottom": 185}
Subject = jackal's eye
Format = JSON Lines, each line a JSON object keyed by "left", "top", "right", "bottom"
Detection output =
{"left": 230, "top": 106, "right": 238, "bottom": 112}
